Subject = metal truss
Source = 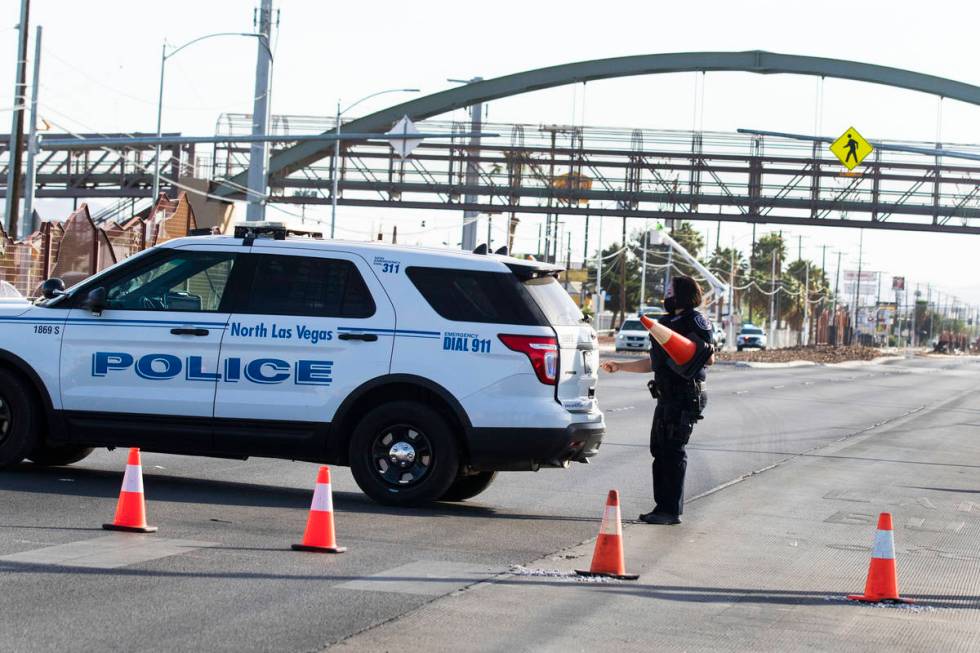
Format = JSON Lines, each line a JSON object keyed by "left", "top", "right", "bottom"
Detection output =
{"left": 0, "top": 133, "right": 192, "bottom": 199}
{"left": 233, "top": 121, "right": 980, "bottom": 235}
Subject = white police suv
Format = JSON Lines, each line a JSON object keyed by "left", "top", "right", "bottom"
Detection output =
{"left": 0, "top": 224, "right": 604, "bottom": 505}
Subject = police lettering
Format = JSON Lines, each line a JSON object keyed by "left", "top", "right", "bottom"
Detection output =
{"left": 92, "top": 352, "right": 332, "bottom": 386}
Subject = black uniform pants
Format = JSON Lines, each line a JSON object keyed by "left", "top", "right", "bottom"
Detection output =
{"left": 650, "top": 390, "right": 706, "bottom": 516}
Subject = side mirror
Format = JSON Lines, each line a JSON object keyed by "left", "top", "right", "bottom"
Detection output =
{"left": 83, "top": 287, "right": 107, "bottom": 315}
{"left": 40, "top": 278, "right": 66, "bottom": 300}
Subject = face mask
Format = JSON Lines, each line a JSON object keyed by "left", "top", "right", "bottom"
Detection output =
{"left": 663, "top": 279, "right": 676, "bottom": 313}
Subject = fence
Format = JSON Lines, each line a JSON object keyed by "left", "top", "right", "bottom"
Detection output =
{"left": 0, "top": 193, "right": 198, "bottom": 298}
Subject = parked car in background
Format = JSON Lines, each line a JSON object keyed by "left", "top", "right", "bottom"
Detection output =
{"left": 736, "top": 324, "right": 767, "bottom": 351}
{"left": 615, "top": 318, "right": 651, "bottom": 352}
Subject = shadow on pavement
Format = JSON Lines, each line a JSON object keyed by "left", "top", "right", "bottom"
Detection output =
{"left": 0, "top": 559, "right": 976, "bottom": 610}
{"left": 0, "top": 464, "right": 599, "bottom": 524}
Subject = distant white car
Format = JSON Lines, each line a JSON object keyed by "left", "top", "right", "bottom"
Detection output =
{"left": 615, "top": 318, "right": 651, "bottom": 352}
{"left": 736, "top": 324, "right": 767, "bottom": 351}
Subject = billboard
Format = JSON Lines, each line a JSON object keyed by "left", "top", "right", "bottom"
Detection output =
{"left": 842, "top": 271, "right": 880, "bottom": 307}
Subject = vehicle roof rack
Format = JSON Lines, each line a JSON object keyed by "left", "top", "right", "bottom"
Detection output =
{"left": 233, "top": 222, "right": 324, "bottom": 245}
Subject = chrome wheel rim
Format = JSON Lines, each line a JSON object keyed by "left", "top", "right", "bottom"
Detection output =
{"left": 370, "top": 424, "right": 433, "bottom": 488}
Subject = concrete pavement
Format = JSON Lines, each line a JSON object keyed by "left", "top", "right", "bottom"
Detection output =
{"left": 334, "top": 358, "right": 980, "bottom": 652}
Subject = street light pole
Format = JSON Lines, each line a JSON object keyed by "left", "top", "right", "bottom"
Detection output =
{"left": 151, "top": 31, "right": 270, "bottom": 207}
{"left": 329, "top": 88, "right": 419, "bottom": 239}
{"left": 151, "top": 41, "right": 167, "bottom": 205}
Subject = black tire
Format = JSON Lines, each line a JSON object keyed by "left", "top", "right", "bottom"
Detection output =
{"left": 28, "top": 444, "right": 94, "bottom": 467}
{"left": 736, "top": 346, "right": 743, "bottom": 352}
{"left": 349, "top": 400, "right": 460, "bottom": 506}
{"left": 0, "top": 368, "right": 40, "bottom": 469}
{"left": 440, "top": 471, "right": 498, "bottom": 502}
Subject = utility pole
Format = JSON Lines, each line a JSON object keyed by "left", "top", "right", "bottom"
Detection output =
{"left": 245, "top": 0, "right": 275, "bottom": 221}
{"left": 593, "top": 214, "right": 605, "bottom": 333}
{"left": 4, "top": 0, "right": 31, "bottom": 236}
{"left": 21, "top": 25, "right": 41, "bottom": 238}
{"left": 748, "top": 223, "right": 756, "bottom": 324}
{"left": 803, "top": 260, "right": 810, "bottom": 346}
{"left": 769, "top": 249, "right": 777, "bottom": 344}
{"left": 853, "top": 229, "right": 864, "bottom": 345}
{"left": 639, "top": 223, "right": 649, "bottom": 307}
{"left": 616, "top": 215, "right": 627, "bottom": 327}
{"left": 831, "top": 250, "right": 843, "bottom": 345}
{"left": 461, "top": 76, "right": 483, "bottom": 251}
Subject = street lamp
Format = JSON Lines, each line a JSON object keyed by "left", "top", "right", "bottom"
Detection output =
{"left": 151, "top": 32, "right": 272, "bottom": 204}
{"left": 329, "top": 88, "right": 419, "bottom": 238}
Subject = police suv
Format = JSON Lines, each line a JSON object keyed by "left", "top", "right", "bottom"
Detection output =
{"left": 0, "top": 224, "right": 604, "bottom": 505}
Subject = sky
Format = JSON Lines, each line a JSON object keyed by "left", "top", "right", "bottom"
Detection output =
{"left": 1, "top": 0, "right": 979, "bottom": 306}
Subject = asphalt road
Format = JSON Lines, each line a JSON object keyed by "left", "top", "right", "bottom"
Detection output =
{"left": 1, "top": 355, "right": 976, "bottom": 652}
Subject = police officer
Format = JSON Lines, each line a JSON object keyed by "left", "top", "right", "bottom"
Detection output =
{"left": 601, "top": 275, "right": 714, "bottom": 525}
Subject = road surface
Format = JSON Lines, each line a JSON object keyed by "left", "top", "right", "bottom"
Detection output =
{"left": 0, "top": 355, "right": 976, "bottom": 651}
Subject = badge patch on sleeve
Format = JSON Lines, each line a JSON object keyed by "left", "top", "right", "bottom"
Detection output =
{"left": 695, "top": 314, "right": 712, "bottom": 331}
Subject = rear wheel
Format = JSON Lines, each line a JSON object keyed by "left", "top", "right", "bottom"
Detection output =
{"left": 28, "top": 444, "right": 94, "bottom": 467}
{"left": 349, "top": 400, "right": 460, "bottom": 506}
{"left": 0, "top": 368, "right": 40, "bottom": 469}
{"left": 440, "top": 471, "right": 497, "bottom": 502}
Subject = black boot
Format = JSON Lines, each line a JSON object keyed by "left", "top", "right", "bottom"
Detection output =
{"left": 639, "top": 511, "right": 681, "bottom": 525}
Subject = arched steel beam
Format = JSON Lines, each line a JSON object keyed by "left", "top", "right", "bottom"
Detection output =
{"left": 214, "top": 50, "right": 980, "bottom": 197}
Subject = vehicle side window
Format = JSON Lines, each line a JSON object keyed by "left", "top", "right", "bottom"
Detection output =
{"left": 242, "top": 254, "right": 376, "bottom": 318}
{"left": 406, "top": 266, "right": 545, "bottom": 325}
{"left": 102, "top": 250, "right": 236, "bottom": 312}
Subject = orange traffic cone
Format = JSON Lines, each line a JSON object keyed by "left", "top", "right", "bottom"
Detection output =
{"left": 103, "top": 448, "right": 157, "bottom": 533}
{"left": 848, "top": 513, "right": 911, "bottom": 603}
{"left": 640, "top": 314, "right": 712, "bottom": 379}
{"left": 292, "top": 466, "right": 346, "bottom": 554}
{"left": 576, "top": 490, "right": 638, "bottom": 580}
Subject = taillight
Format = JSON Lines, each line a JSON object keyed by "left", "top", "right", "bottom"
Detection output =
{"left": 498, "top": 334, "right": 558, "bottom": 385}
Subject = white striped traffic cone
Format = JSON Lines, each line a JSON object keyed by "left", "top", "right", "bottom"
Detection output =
{"left": 103, "top": 448, "right": 157, "bottom": 533}
{"left": 576, "top": 490, "right": 638, "bottom": 580}
{"left": 848, "top": 512, "right": 910, "bottom": 603}
{"left": 291, "top": 466, "right": 346, "bottom": 553}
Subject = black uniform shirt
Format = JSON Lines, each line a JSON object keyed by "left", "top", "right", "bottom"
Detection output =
{"left": 649, "top": 309, "right": 714, "bottom": 385}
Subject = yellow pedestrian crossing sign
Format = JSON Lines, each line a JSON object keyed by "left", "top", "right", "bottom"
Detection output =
{"left": 830, "top": 127, "right": 873, "bottom": 170}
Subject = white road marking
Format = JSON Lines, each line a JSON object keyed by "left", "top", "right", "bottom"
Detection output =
{"left": 337, "top": 561, "right": 500, "bottom": 596}
{"left": 0, "top": 534, "right": 216, "bottom": 569}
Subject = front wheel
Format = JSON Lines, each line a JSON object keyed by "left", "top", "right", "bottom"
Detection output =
{"left": 349, "top": 401, "right": 460, "bottom": 506}
{"left": 0, "top": 368, "right": 40, "bottom": 469}
{"left": 440, "top": 471, "right": 497, "bottom": 502}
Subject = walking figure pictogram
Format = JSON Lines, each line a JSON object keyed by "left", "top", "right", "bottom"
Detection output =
{"left": 844, "top": 133, "right": 859, "bottom": 165}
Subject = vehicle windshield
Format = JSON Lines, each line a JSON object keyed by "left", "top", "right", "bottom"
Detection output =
{"left": 523, "top": 276, "right": 584, "bottom": 326}
{"left": 740, "top": 326, "right": 763, "bottom": 334}
{"left": 621, "top": 320, "right": 644, "bottom": 331}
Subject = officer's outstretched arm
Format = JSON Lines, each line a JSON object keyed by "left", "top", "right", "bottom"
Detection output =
{"left": 601, "top": 358, "right": 652, "bottom": 374}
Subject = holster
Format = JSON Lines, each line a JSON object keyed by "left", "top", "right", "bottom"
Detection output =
{"left": 647, "top": 379, "right": 659, "bottom": 399}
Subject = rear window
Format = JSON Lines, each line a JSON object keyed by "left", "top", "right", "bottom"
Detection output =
{"left": 740, "top": 326, "right": 763, "bottom": 334}
{"left": 620, "top": 320, "right": 644, "bottom": 331}
{"left": 523, "top": 276, "right": 584, "bottom": 327}
{"left": 407, "top": 267, "right": 545, "bottom": 325}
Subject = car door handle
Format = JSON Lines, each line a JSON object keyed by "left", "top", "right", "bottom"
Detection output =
{"left": 338, "top": 332, "right": 378, "bottom": 342}
{"left": 170, "top": 327, "right": 210, "bottom": 336}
